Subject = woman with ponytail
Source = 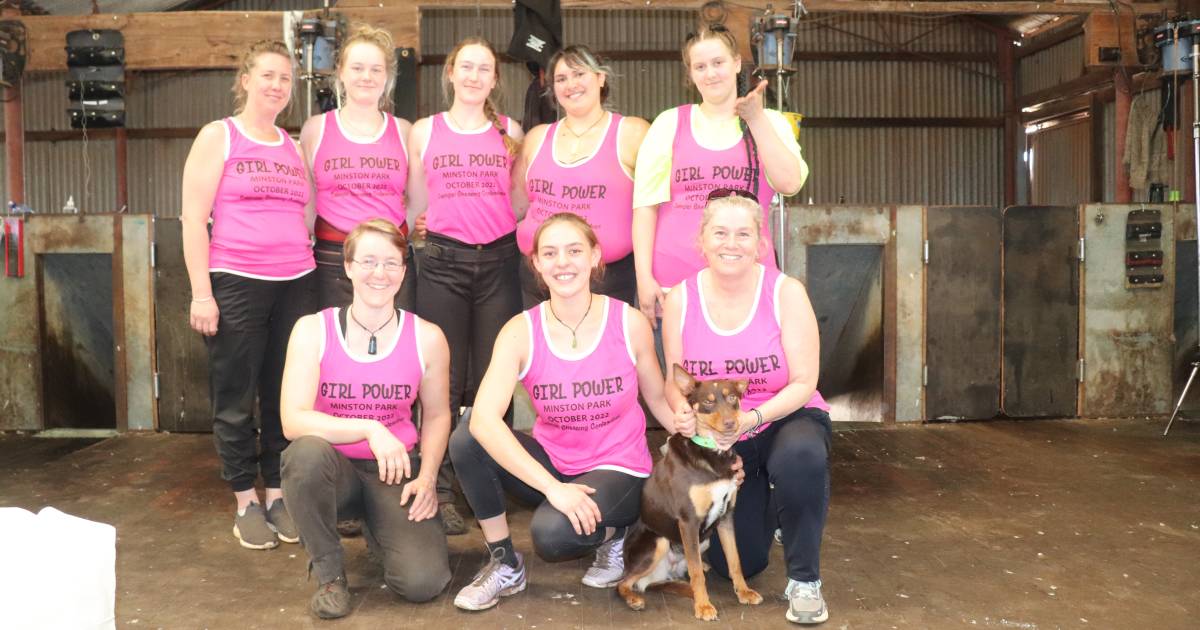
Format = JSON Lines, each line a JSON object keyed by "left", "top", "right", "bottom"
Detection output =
{"left": 631, "top": 24, "right": 808, "bottom": 325}
{"left": 406, "top": 36, "right": 525, "bottom": 535}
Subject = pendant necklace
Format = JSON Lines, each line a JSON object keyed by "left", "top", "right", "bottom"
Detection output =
{"left": 560, "top": 111, "right": 606, "bottom": 157}
{"left": 349, "top": 306, "right": 394, "bottom": 355}
{"left": 548, "top": 294, "right": 594, "bottom": 350}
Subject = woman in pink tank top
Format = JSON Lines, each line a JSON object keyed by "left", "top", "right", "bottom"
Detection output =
{"left": 632, "top": 25, "right": 809, "bottom": 325}
{"left": 180, "top": 41, "right": 317, "bottom": 552}
{"left": 406, "top": 37, "right": 526, "bottom": 534}
{"left": 446, "top": 213, "right": 676, "bottom": 612}
{"left": 514, "top": 45, "right": 649, "bottom": 308}
{"left": 661, "top": 193, "right": 833, "bottom": 625}
{"left": 300, "top": 25, "right": 416, "bottom": 313}
{"left": 280, "top": 219, "right": 453, "bottom": 618}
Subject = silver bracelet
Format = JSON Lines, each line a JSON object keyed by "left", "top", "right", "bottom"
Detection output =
{"left": 751, "top": 408, "right": 764, "bottom": 431}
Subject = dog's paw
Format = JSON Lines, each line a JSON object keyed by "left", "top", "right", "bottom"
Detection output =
{"left": 736, "top": 587, "right": 763, "bottom": 605}
{"left": 622, "top": 593, "right": 645, "bottom": 611}
{"left": 694, "top": 602, "right": 719, "bottom": 621}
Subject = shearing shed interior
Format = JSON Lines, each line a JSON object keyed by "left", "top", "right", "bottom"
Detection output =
{"left": 0, "top": 0, "right": 1197, "bottom": 628}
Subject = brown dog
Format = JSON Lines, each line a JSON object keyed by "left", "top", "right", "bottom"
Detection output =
{"left": 617, "top": 364, "right": 762, "bottom": 621}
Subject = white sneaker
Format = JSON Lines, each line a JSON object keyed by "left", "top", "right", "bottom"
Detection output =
{"left": 454, "top": 550, "right": 527, "bottom": 611}
{"left": 785, "top": 579, "right": 829, "bottom": 624}
{"left": 581, "top": 535, "right": 624, "bottom": 588}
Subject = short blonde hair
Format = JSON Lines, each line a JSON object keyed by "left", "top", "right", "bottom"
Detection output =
{"left": 344, "top": 218, "right": 409, "bottom": 264}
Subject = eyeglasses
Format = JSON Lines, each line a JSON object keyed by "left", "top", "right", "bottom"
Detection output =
{"left": 353, "top": 258, "right": 404, "bottom": 273}
{"left": 706, "top": 188, "right": 758, "bottom": 203}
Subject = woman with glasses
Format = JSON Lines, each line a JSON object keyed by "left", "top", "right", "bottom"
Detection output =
{"left": 632, "top": 24, "right": 808, "bottom": 324}
{"left": 300, "top": 24, "right": 416, "bottom": 312}
{"left": 406, "top": 37, "right": 525, "bottom": 533}
{"left": 514, "top": 45, "right": 649, "bottom": 307}
{"left": 280, "top": 219, "right": 452, "bottom": 619}
{"left": 448, "top": 213, "right": 675, "bottom": 611}
{"left": 181, "top": 40, "right": 316, "bottom": 551}
{"left": 660, "top": 192, "right": 831, "bottom": 626}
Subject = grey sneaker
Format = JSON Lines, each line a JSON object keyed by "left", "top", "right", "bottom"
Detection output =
{"left": 581, "top": 536, "right": 624, "bottom": 588}
{"left": 233, "top": 503, "right": 278, "bottom": 550}
{"left": 266, "top": 499, "right": 299, "bottom": 544}
{"left": 311, "top": 574, "right": 350, "bottom": 619}
{"left": 440, "top": 503, "right": 467, "bottom": 536}
{"left": 453, "top": 550, "right": 527, "bottom": 611}
{"left": 785, "top": 579, "right": 829, "bottom": 624}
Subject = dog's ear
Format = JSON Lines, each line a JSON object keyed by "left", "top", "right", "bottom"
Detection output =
{"left": 734, "top": 379, "right": 749, "bottom": 396}
{"left": 673, "top": 363, "right": 697, "bottom": 395}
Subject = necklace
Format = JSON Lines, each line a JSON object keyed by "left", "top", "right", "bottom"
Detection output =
{"left": 349, "top": 306, "right": 394, "bottom": 355}
{"left": 559, "top": 112, "right": 606, "bottom": 156}
{"left": 446, "top": 110, "right": 484, "bottom": 132}
{"left": 547, "top": 294, "right": 594, "bottom": 350}
{"left": 340, "top": 108, "right": 383, "bottom": 138}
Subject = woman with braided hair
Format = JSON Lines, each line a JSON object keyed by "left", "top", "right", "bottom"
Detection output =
{"left": 406, "top": 36, "right": 525, "bottom": 534}
{"left": 632, "top": 24, "right": 808, "bottom": 326}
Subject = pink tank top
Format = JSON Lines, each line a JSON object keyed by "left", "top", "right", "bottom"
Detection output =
{"left": 209, "top": 118, "right": 314, "bottom": 279}
{"left": 423, "top": 113, "right": 514, "bottom": 244}
{"left": 522, "top": 297, "right": 652, "bottom": 477}
{"left": 517, "top": 114, "right": 634, "bottom": 263}
{"left": 679, "top": 265, "right": 829, "bottom": 439}
{"left": 313, "top": 110, "right": 409, "bottom": 234}
{"left": 313, "top": 307, "right": 423, "bottom": 459}
{"left": 654, "top": 105, "right": 778, "bottom": 288}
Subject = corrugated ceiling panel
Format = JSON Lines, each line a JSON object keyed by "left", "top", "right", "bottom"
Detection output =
{"left": 1019, "top": 36, "right": 1085, "bottom": 95}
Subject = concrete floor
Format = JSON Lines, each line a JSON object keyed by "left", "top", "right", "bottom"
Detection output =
{"left": 1, "top": 418, "right": 1198, "bottom": 629}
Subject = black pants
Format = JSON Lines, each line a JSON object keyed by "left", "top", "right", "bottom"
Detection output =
{"left": 518, "top": 252, "right": 637, "bottom": 310}
{"left": 448, "top": 415, "right": 645, "bottom": 562}
{"left": 416, "top": 232, "right": 522, "bottom": 503}
{"left": 707, "top": 407, "right": 832, "bottom": 583}
{"left": 313, "top": 238, "right": 416, "bottom": 311}
{"left": 281, "top": 437, "right": 450, "bottom": 601}
{"left": 206, "top": 271, "right": 317, "bottom": 492}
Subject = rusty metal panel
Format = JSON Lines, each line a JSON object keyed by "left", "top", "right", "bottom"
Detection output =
{"left": 895, "top": 205, "right": 925, "bottom": 421}
{"left": 1030, "top": 120, "right": 1089, "bottom": 206}
{"left": 1002, "top": 205, "right": 1079, "bottom": 417}
{"left": 121, "top": 215, "right": 155, "bottom": 431}
{"left": 127, "top": 71, "right": 236, "bottom": 128}
{"left": 1081, "top": 203, "right": 1174, "bottom": 416}
{"left": 800, "top": 127, "right": 1001, "bottom": 205}
{"left": 925, "top": 206, "right": 1002, "bottom": 420}
{"left": 791, "top": 61, "right": 999, "bottom": 118}
{"left": 795, "top": 13, "right": 997, "bottom": 53}
{"left": 128, "top": 138, "right": 192, "bottom": 218}
{"left": 215, "top": 0, "right": 327, "bottom": 10}
{"left": 783, "top": 205, "right": 891, "bottom": 278}
{"left": 153, "top": 217, "right": 211, "bottom": 433}
{"left": 1019, "top": 35, "right": 1085, "bottom": 95}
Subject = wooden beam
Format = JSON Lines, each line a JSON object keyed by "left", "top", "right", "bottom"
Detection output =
{"left": 1018, "top": 69, "right": 1112, "bottom": 109}
{"left": 20, "top": 7, "right": 418, "bottom": 72}
{"left": 1089, "top": 93, "right": 1104, "bottom": 202}
{"left": 345, "top": 0, "right": 1171, "bottom": 15}
{"left": 998, "top": 34, "right": 1018, "bottom": 206}
{"left": 1016, "top": 15, "right": 1086, "bottom": 59}
{"left": 1114, "top": 69, "right": 1132, "bottom": 202}
{"left": 4, "top": 6, "right": 24, "bottom": 205}
{"left": 801, "top": 117, "right": 1003, "bottom": 128}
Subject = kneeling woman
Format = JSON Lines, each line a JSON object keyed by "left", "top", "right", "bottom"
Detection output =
{"left": 661, "top": 191, "right": 832, "bottom": 626}
{"left": 449, "top": 213, "right": 675, "bottom": 611}
{"left": 280, "top": 219, "right": 452, "bottom": 619}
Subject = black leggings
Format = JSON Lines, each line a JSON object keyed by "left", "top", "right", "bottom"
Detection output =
{"left": 448, "top": 414, "right": 645, "bottom": 562}
{"left": 707, "top": 406, "right": 832, "bottom": 583}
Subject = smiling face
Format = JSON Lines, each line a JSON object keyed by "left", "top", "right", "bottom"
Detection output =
{"left": 685, "top": 37, "right": 741, "bottom": 105}
{"left": 699, "top": 197, "right": 762, "bottom": 273}
{"left": 531, "top": 216, "right": 602, "bottom": 298}
{"left": 446, "top": 42, "right": 498, "bottom": 107}
{"left": 338, "top": 40, "right": 388, "bottom": 108}
{"left": 240, "top": 51, "right": 293, "bottom": 116}
{"left": 552, "top": 57, "right": 605, "bottom": 118}
{"left": 344, "top": 231, "right": 406, "bottom": 307}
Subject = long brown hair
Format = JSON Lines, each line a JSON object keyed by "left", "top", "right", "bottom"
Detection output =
{"left": 441, "top": 37, "right": 519, "bottom": 156}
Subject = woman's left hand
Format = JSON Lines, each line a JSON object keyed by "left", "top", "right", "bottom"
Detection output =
{"left": 733, "top": 80, "right": 769, "bottom": 123}
{"left": 400, "top": 473, "right": 438, "bottom": 522}
{"left": 731, "top": 455, "right": 746, "bottom": 487}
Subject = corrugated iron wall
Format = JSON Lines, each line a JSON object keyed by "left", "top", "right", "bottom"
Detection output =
{"left": 1030, "top": 119, "right": 1090, "bottom": 205}
{"left": 1, "top": 8, "right": 1004, "bottom": 214}
{"left": 1019, "top": 35, "right": 1085, "bottom": 96}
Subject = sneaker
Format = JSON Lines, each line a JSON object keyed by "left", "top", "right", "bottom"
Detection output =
{"left": 440, "top": 503, "right": 467, "bottom": 536}
{"left": 774, "top": 528, "right": 783, "bottom": 545}
{"left": 233, "top": 503, "right": 278, "bottom": 550}
{"left": 453, "top": 550, "right": 527, "bottom": 611}
{"left": 581, "top": 535, "right": 624, "bottom": 588}
{"left": 784, "top": 579, "right": 829, "bottom": 624}
{"left": 266, "top": 499, "right": 300, "bottom": 544}
{"left": 310, "top": 573, "right": 351, "bottom": 619}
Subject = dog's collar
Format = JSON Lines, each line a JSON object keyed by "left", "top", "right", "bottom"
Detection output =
{"left": 690, "top": 434, "right": 722, "bottom": 451}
